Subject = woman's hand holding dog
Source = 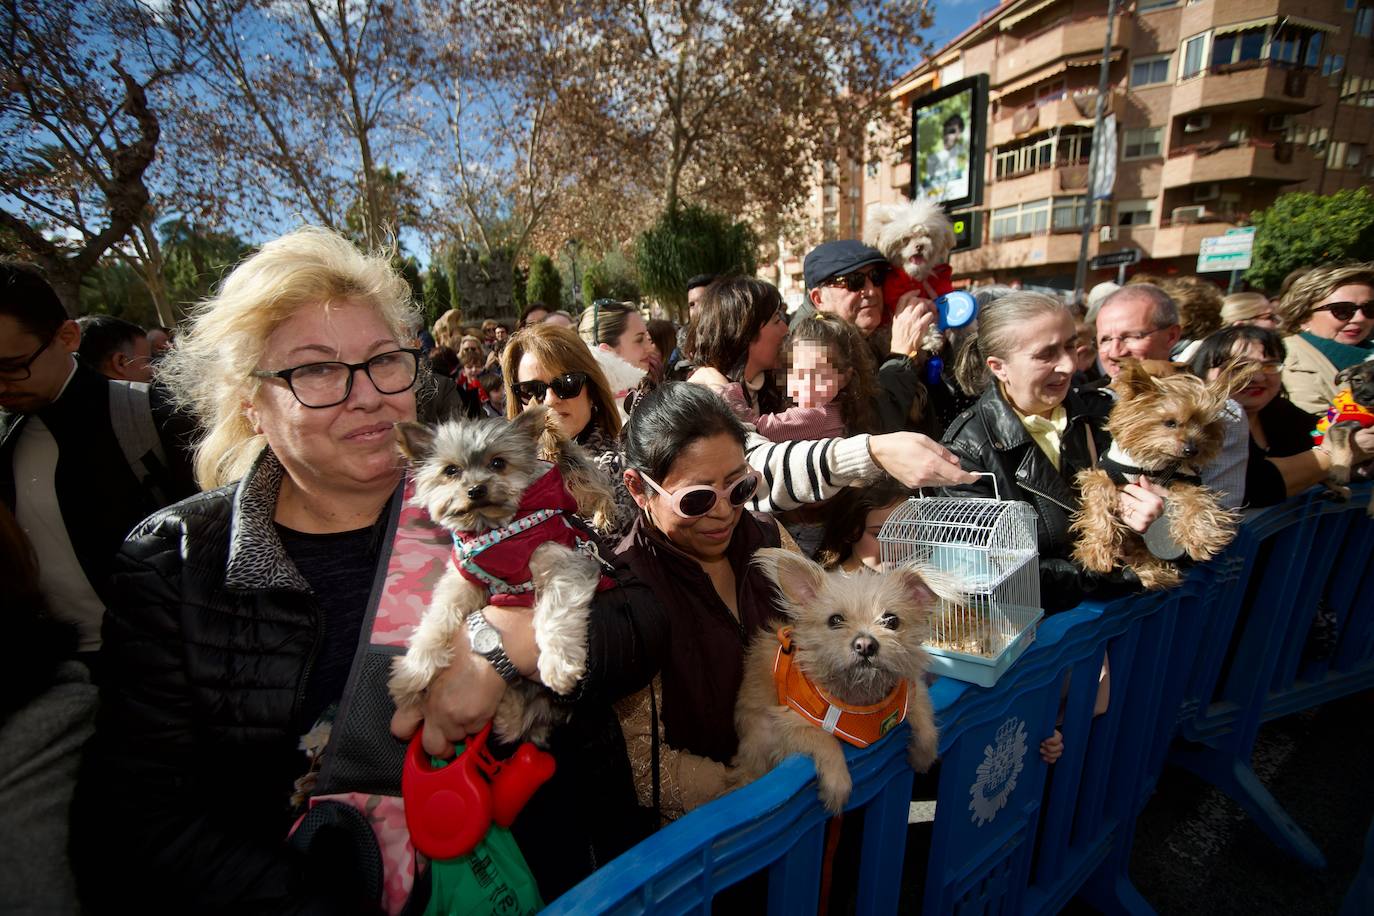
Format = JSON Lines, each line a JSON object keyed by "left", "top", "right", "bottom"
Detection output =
{"left": 390, "top": 607, "right": 541, "bottom": 758}
{"left": 1117, "top": 478, "right": 1168, "bottom": 534}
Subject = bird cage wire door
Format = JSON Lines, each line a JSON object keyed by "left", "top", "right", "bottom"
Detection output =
{"left": 879, "top": 478, "right": 1043, "bottom": 687}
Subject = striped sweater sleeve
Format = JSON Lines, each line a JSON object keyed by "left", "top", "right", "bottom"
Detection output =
{"left": 743, "top": 430, "right": 877, "bottom": 512}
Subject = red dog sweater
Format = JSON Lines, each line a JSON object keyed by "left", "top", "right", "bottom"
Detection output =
{"left": 451, "top": 466, "right": 614, "bottom": 606}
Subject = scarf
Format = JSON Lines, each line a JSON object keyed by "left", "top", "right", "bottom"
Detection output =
{"left": 1300, "top": 331, "right": 1374, "bottom": 373}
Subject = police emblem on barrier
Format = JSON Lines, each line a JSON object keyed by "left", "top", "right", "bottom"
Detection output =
{"left": 969, "top": 716, "right": 1027, "bottom": 827}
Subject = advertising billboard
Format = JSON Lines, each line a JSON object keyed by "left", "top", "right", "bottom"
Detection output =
{"left": 911, "top": 74, "right": 988, "bottom": 212}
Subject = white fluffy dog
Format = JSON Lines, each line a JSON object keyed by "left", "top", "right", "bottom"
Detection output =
{"left": 864, "top": 198, "right": 956, "bottom": 292}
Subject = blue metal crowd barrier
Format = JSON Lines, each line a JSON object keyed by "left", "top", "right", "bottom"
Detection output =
{"left": 546, "top": 483, "right": 1374, "bottom": 915}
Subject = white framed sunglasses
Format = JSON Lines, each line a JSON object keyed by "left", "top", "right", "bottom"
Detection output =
{"left": 638, "top": 469, "right": 761, "bottom": 518}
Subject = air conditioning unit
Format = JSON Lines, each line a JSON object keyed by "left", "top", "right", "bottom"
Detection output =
{"left": 1171, "top": 205, "right": 1212, "bottom": 223}
{"left": 1193, "top": 182, "right": 1221, "bottom": 202}
{"left": 1183, "top": 113, "right": 1212, "bottom": 133}
{"left": 1265, "top": 113, "right": 1294, "bottom": 132}
{"left": 1100, "top": 225, "right": 1116, "bottom": 243}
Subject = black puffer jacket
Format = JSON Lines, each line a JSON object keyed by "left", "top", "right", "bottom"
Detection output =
{"left": 73, "top": 452, "right": 668, "bottom": 914}
{"left": 940, "top": 384, "right": 1139, "bottom": 612}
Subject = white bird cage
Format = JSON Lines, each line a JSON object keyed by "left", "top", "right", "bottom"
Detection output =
{"left": 878, "top": 493, "right": 1043, "bottom": 688}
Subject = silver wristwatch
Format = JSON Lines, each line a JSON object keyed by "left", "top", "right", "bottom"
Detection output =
{"left": 466, "top": 612, "right": 521, "bottom": 684}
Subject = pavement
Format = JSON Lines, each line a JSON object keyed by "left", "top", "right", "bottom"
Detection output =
{"left": 1128, "top": 692, "right": 1374, "bottom": 915}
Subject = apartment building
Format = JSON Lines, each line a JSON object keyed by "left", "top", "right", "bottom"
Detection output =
{"left": 773, "top": 0, "right": 1374, "bottom": 302}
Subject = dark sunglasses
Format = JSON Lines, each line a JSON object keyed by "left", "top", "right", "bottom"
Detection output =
{"left": 513, "top": 371, "right": 588, "bottom": 404}
{"left": 825, "top": 266, "right": 888, "bottom": 292}
{"left": 639, "top": 470, "right": 761, "bottom": 518}
{"left": 1313, "top": 301, "right": 1374, "bottom": 322}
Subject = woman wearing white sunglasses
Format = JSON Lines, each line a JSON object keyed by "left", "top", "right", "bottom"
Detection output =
{"left": 612, "top": 382, "right": 781, "bottom": 822}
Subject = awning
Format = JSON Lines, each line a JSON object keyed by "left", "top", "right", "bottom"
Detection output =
{"left": 1212, "top": 17, "right": 1276, "bottom": 38}
{"left": 996, "top": 61, "right": 1068, "bottom": 96}
{"left": 1000, "top": 0, "right": 1060, "bottom": 31}
{"left": 1066, "top": 49, "right": 1122, "bottom": 66}
{"left": 1278, "top": 15, "right": 1339, "bottom": 34}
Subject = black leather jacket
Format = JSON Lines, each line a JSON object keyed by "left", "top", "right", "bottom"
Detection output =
{"left": 941, "top": 384, "right": 1138, "bottom": 612}
{"left": 73, "top": 450, "right": 668, "bottom": 914}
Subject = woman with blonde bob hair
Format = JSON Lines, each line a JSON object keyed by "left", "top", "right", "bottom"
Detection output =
{"left": 77, "top": 227, "right": 668, "bottom": 909}
{"left": 1274, "top": 262, "right": 1374, "bottom": 416}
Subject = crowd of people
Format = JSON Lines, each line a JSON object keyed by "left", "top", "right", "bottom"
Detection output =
{"left": 2, "top": 227, "right": 1373, "bottom": 914}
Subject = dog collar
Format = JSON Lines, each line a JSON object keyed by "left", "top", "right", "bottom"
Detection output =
{"left": 771, "top": 626, "right": 908, "bottom": 749}
{"left": 1098, "top": 441, "right": 1202, "bottom": 488}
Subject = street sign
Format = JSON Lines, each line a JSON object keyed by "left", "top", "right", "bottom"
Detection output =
{"left": 1196, "top": 227, "right": 1256, "bottom": 273}
{"left": 1090, "top": 249, "right": 1142, "bottom": 270}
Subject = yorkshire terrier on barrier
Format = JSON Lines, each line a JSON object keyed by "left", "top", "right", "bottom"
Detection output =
{"left": 1071, "top": 360, "right": 1247, "bottom": 590}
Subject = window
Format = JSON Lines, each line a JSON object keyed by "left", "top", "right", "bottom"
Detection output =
{"left": 1182, "top": 34, "right": 1208, "bottom": 79}
{"left": 1123, "top": 126, "right": 1164, "bottom": 159}
{"left": 1357, "top": 7, "right": 1373, "bottom": 36}
{"left": 1116, "top": 199, "right": 1155, "bottom": 227}
{"left": 1304, "top": 32, "right": 1324, "bottom": 69}
{"left": 1327, "top": 141, "right": 1349, "bottom": 169}
{"left": 1211, "top": 28, "right": 1267, "bottom": 69}
{"left": 1347, "top": 143, "right": 1366, "bottom": 169}
{"left": 1138, "top": 0, "right": 1178, "bottom": 10}
{"left": 1228, "top": 123, "right": 1250, "bottom": 143}
{"left": 1131, "top": 54, "right": 1171, "bottom": 86}
{"left": 1035, "top": 80, "right": 1066, "bottom": 105}
{"left": 1347, "top": 0, "right": 1357, "bottom": 10}
{"left": 1052, "top": 196, "right": 1085, "bottom": 230}
{"left": 993, "top": 128, "right": 1092, "bottom": 180}
{"left": 990, "top": 199, "right": 1051, "bottom": 239}
{"left": 1322, "top": 54, "right": 1345, "bottom": 76}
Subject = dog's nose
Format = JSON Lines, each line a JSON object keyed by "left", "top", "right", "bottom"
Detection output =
{"left": 852, "top": 635, "right": 878, "bottom": 658}
{"left": 1181, "top": 442, "right": 1198, "bottom": 458}
{"left": 467, "top": 484, "right": 488, "bottom": 501}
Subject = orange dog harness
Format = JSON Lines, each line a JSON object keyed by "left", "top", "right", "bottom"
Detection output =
{"left": 771, "top": 627, "right": 908, "bottom": 749}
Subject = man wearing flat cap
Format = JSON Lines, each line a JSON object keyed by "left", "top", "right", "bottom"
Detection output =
{"left": 793, "top": 239, "right": 937, "bottom": 433}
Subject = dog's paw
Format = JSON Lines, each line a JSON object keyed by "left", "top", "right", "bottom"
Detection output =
{"left": 387, "top": 656, "right": 436, "bottom": 709}
{"left": 815, "top": 765, "right": 853, "bottom": 816}
{"left": 1133, "top": 560, "right": 1180, "bottom": 590}
{"left": 537, "top": 649, "right": 584, "bottom": 696}
{"left": 909, "top": 727, "right": 939, "bottom": 773}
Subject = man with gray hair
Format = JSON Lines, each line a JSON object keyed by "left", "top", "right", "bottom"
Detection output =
{"left": 1092, "top": 283, "right": 1247, "bottom": 508}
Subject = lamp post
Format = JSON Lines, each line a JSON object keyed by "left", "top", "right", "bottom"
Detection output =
{"left": 1074, "top": 0, "right": 1120, "bottom": 305}
{"left": 564, "top": 238, "right": 581, "bottom": 311}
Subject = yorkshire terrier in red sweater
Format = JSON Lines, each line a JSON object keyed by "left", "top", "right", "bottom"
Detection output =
{"left": 391, "top": 407, "right": 616, "bottom": 744}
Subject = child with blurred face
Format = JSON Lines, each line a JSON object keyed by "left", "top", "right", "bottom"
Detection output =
{"left": 787, "top": 340, "right": 845, "bottom": 410}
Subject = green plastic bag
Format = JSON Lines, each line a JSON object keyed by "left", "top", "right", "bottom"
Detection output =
{"left": 423, "top": 745, "right": 543, "bottom": 916}
{"left": 425, "top": 823, "right": 543, "bottom": 916}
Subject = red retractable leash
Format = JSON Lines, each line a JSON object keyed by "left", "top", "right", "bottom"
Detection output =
{"left": 401, "top": 723, "right": 556, "bottom": 861}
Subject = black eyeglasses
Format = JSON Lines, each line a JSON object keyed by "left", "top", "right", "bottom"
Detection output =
{"left": 0, "top": 330, "right": 57, "bottom": 382}
{"left": 825, "top": 266, "right": 888, "bottom": 293}
{"left": 513, "top": 371, "right": 588, "bottom": 405}
{"left": 1313, "top": 301, "right": 1374, "bottom": 322}
{"left": 251, "top": 348, "right": 421, "bottom": 408}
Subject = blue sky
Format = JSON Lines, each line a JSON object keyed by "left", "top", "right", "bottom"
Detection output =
{"left": 926, "top": 0, "right": 999, "bottom": 60}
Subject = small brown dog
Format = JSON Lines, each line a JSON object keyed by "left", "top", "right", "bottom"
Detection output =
{"left": 1320, "top": 361, "right": 1374, "bottom": 511}
{"left": 1072, "top": 360, "right": 1244, "bottom": 590}
{"left": 733, "top": 549, "right": 941, "bottom": 815}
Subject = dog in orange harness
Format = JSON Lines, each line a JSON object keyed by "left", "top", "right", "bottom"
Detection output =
{"left": 733, "top": 549, "right": 941, "bottom": 814}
